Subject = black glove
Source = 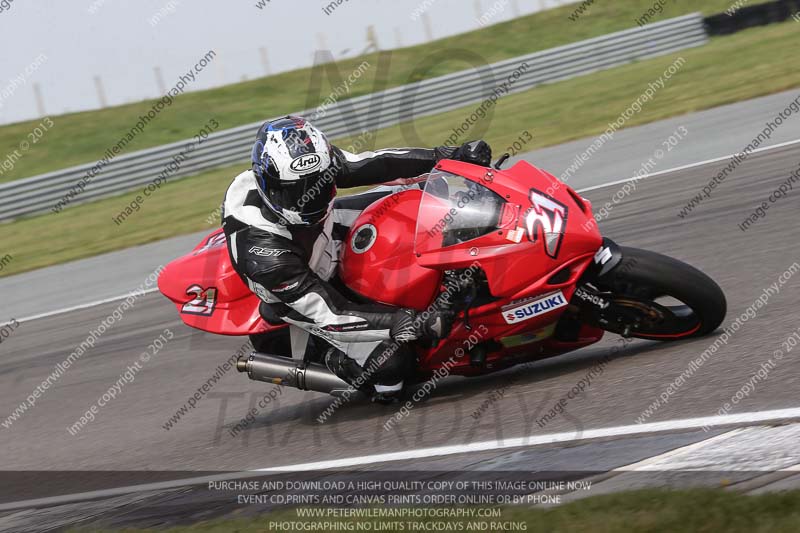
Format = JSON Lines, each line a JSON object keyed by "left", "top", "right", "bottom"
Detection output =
{"left": 436, "top": 140, "right": 492, "bottom": 167}
{"left": 390, "top": 309, "right": 454, "bottom": 343}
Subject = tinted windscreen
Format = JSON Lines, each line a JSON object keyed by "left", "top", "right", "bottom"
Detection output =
{"left": 414, "top": 170, "right": 504, "bottom": 254}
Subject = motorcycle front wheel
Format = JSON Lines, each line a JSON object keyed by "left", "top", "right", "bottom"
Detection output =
{"left": 595, "top": 247, "right": 727, "bottom": 340}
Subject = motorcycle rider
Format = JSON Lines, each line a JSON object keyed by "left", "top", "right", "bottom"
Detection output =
{"left": 222, "top": 116, "right": 491, "bottom": 402}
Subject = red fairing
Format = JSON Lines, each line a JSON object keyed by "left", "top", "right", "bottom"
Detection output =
{"left": 339, "top": 190, "right": 443, "bottom": 310}
{"left": 157, "top": 229, "right": 275, "bottom": 336}
{"left": 416, "top": 160, "right": 603, "bottom": 298}
{"left": 339, "top": 159, "right": 605, "bottom": 376}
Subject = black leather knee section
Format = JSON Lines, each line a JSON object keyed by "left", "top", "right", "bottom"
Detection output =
{"left": 258, "top": 301, "right": 287, "bottom": 325}
{"left": 250, "top": 329, "right": 291, "bottom": 355}
{"left": 325, "top": 342, "right": 415, "bottom": 390}
{"left": 324, "top": 348, "right": 365, "bottom": 387}
{"left": 362, "top": 342, "right": 416, "bottom": 387}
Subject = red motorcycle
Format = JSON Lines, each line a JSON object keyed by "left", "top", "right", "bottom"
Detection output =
{"left": 158, "top": 158, "right": 726, "bottom": 396}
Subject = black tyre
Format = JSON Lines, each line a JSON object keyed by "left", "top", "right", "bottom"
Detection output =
{"left": 595, "top": 247, "right": 726, "bottom": 340}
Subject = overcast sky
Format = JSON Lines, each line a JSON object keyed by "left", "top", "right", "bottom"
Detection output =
{"left": 0, "top": 0, "right": 576, "bottom": 125}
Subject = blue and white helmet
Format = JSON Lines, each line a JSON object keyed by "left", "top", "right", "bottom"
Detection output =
{"left": 251, "top": 116, "right": 337, "bottom": 226}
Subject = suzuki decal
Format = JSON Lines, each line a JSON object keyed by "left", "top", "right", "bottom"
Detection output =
{"left": 502, "top": 291, "right": 568, "bottom": 325}
{"left": 594, "top": 246, "right": 613, "bottom": 266}
{"left": 524, "top": 189, "right": 568, "bottom": 259}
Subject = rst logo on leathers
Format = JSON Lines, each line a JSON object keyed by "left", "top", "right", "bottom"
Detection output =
{"left": 289, "top": 153, "right": 322, "bottom": 173}
{"left": 249, "top": 246, "right": 290, "bottom": 257}
{"left": 524, "top": 189, "right": 568, "bottom": 259}
{"left": 502, "top": 291, "right": 568, "bottom": 324}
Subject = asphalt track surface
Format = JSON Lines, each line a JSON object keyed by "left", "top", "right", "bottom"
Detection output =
{"left": 2, "top": 139, "right": 799, "bottom": 453}
{"left": 2, "top": 142, "right": 800, "bottom": 530}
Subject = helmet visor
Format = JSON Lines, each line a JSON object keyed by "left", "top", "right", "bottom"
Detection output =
{"left": 264, "top": 172, "right": 337, "bottom": 225}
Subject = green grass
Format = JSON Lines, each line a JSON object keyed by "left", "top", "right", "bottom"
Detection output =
{"left": 72, "top": 489, "right": 800, "bottom": 532}
{"left": 1, "top": 20, "right": 799, "bottom": 278}
{"left": 0, "top": 0, "right": 736, "bottom": 183}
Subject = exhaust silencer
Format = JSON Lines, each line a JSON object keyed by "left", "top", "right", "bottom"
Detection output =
{"left": 237, "top": 352, "right": 353, "bottom": 396}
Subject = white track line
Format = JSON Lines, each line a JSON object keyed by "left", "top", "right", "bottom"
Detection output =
{"left": 576, "top": 137, "right": 800, "bottom": 193}
{"left": 1, "top": 289, "right": 159, "bottom": 327}
{"left": 2, "top": 406, "right": 800, "bottom": 512}
{"left": 6, "top": 136, "right": 800, "bottom": 325}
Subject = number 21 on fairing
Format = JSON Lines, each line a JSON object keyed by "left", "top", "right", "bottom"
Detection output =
{"left": 181, "top": 285, "right": 218, "bottom": 316}
{"left": 524, "top": 190, "right": 568, "bottom": 259}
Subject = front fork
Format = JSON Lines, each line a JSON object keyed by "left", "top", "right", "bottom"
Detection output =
{"left": 566, "top": 238, "right": 642, "bottom": 338}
